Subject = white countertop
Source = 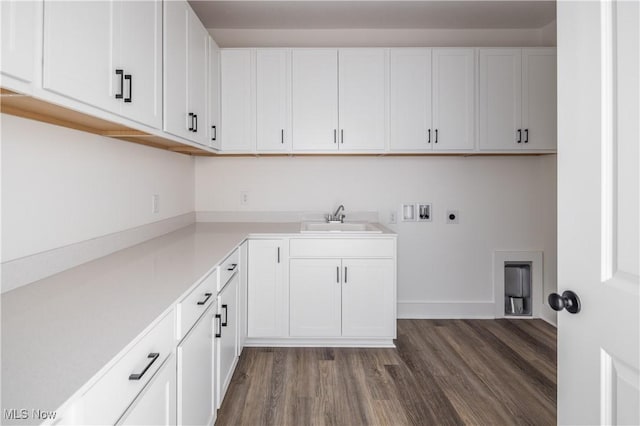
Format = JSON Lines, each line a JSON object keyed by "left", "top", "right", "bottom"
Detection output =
{"left": 1, "top": 222, "right": 395, "bottom": 417}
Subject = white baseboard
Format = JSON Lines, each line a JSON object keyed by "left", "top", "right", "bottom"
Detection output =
{"left": 245, "top": 337, "right": 395, "bottom": 348}
{"left": 397, "top": 301, "right": 496, "bottom": 319}
{"left": 1, "top": 212, "right": 195, "bottom": 293}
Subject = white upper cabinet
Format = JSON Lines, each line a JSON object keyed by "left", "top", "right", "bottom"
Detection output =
{"left": 43, "top": 1, "right": 162, "bottom": 128}
{"left": 291, "top": 49, "right": 339, "bottom": 151}
{"left": 338, "top": 49, "right": 387, "bottom": 152}
{"left": 479, "top": 48, "right": 556, "bottom": 151}
{"left": 256, "top": 49, "right": 291, "bottom": 152}
{"left": 208, "top": 37, "right": 221, "bottom": 150}
{"left": 432, "top": 48, "right": 475, "bottom": 151}
{"left": 522, "top": 48, "right": 557, "bottom": 150}
{"left": 1, "top": 0, "right": 40, "bottom": 91}
{"left": 389, "top": 49, "right": 432, "bottom": 151}
{"left": 221, "top": 49, "right": 254, "bottom": 152}
{"left": 164, "top": 0, "right": 208, "bottom": 144}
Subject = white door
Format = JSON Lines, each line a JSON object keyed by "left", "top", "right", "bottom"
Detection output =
{"left": 478, "top": 49, "right": 522, "bottom": 150}
{"left": 187, "top": 9, "right": 208, "bottom": 146}
{"left": 522, "top": 48, "right": 557, "bottom": 151}
{"left": 557, "top": 1, "right": 639, "bottom": 424}
{"left": 247, "top": 239, "right": 287, "bottom": 338}
{"left": 177, "top": 306, "right": 215, "bottom": 426}
{"left": 1, "top": 0, "right": 38, "bottom": 85}
{"left": 291, "top": 49, "right": 338, "bottom": 151}
{"left": 341, "top": 259, "right": 395, "bottom": 338}
{"left": 289, "top": 259, "right": 341, "bottom": 337}
{"left": 43, "top": 1, "right": 118, "bottom": 113}
{"left": 208, "top": 37, "right": 220, "bottom": 149}
{"left": 338, "top": 49, "right": 386, "bottom": 152}
{"left": 117, "top": 0, "right": 162, "bottom": 129}
{"left": 256, "top": 49, "right": 291, "bottom": 152}
{"left": 217, "top": 274, "right": 238, "bottom": 407}
{"left": 163, "top": 0, "right": 189, "bottom": 139}
{"left": 117, "top": 355, "right": 177, "bottom": 426}
{"left": 221, "top": 49, "right": 254, "bottom": 152}
{"left": 432, "top": 48, "right": 475, "bottom": 151}
{"left": 389, "top": 48, "right": 432, "bottom": 151}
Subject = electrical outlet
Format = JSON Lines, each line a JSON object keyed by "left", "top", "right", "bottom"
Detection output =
{"left": 240, "top": 191, "right": 249, "bottom": 206}
{"left": 151, "top": 194, "right": 159, "bottom": 214}
{"left": 389, "top": 210, "right": 397, "bottom": 224}
{"left": 417, "top": 203, "right": 432, "bottom": 222}
{"left": 446, "top": 210, "right": 459, "bottom": 224}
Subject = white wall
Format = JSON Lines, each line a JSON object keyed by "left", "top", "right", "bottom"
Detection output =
{"left": 195, "top": 155, "right": 557, "bottom": 323}
{"left": 209, "top": 28, "right": 556, "bottom": 48}
{"left": 1, "top": 114, "right": 195, "bottom": 262}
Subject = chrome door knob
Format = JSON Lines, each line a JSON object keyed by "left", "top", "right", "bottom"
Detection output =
{"left": 548, "top": 290, "right": 581, "bottom": 314}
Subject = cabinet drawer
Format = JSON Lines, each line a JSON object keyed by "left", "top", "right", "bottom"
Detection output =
{"left": 177, "top": 270, "right": 218, "bottom": 340}
{"left": 76, "top": 311, "right": 174, "bottom": 425}
{"left": 218, "top": 248, "right": 240, "bottom": 291}
{"left": 289, "top": 238, "right": 395, "bottom": 258}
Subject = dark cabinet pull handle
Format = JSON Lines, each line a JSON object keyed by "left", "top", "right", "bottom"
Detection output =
{"left": 226, "top": 263, "right": 237, "bottom": 272}
{"left": 211, "top": 125, "right": 217, "bottom": 141}
{"left": 548, "top": 290, "right": 581, "bottom": 314}
{"left": 517, "top": 129, "right": 522, "bottom": 143}
{"left": 428, "top": 129, "right": 431, "bottom": 143}
{"left": 129, "top": 353, "right": 159, "bottom": 380}
{"left": 341, "top": 129, "right": 344, "bottom": 144}
{"left": 281, "top": 129, "right": 284, "bottom": 144}
{"left": 277, "top": 247, "right": 280, "bottom": 263}
{"left": 193, "top": 114, "right": 198, "bottom": 132}
{"left": 434, "top": 129, "right": 438, "bottom": 144}
{"left": 524, "top": 129, "right": 529, "bottom": 143}
{"left": 197, "top": 292, "right": 213, "bottom": 306}
{"left": 215, "top": 314, "right": 222, "bottom": 338}
{"left": 115, "top": 69, "right": 124, "bottom": 99}
{"left": 344, "top": 266, "right": 348, "bottom": 283}
{"left": 333, "top": 129, "right": 337, "bottom": 144}
{"left": 188, "top": 113, "right": 194, "bottom": 131}
{"left": 336, "top": 266, "right": 340, "bottom": 283}
{"left": 124, "top": 74, "right": 132, "bottom": 103}
{"left": 221, "top": 304, "right": 228, "bottom": 326}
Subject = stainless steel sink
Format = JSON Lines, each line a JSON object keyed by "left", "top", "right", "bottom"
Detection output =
{"left": 300, "top": 222, "right": 383, "bottom": 233}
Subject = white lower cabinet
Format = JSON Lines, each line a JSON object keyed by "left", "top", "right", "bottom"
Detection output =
{"left": 289, "top": 258, "right": 395, "bottom": 338}
{"left": 216, "top": 273, "right": 239, "bottom": 408}
{"left": 177, "top": 304, "right": 216, "bottom": 426}
{"left": 118, "top": 354, "right": 177, "bottom": 426}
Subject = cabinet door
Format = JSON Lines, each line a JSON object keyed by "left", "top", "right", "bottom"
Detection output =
{"left": 43, "top": 1, "right": 118, "bottom": 113}
{"left": 290, "top": 259, "right": 341, "bottom": 337}
{"left": 163, "top": 0, "right": 190, "bottom": 139}
{"left": 118, "top": 355, "right": 177, "bottom": 426}
{"left": 247, "top": 239, "right": 286, "bottom": 338}
{"left": 291, "top": 49, "right": 338, "bottom": 151}
{"left": 217, "top": 274, "right": 238, "bottom": 408}
{"left": 117, "top": 0, "right": 162, "bottom": 129}
{"left": 187, "top": 9, "right": 209, "bottom": 146}
{"left": 208, "top": 37, "right": 221, "bottom": 150}
{"left": 177, "top": 306, "right": 215, "bottom": 426}
{"left": 221, "top": 49, "right": 254, "bottom": 152}
{"left": 432, "top": 48, "right": 475, "bottom": 151}
{"left": 342, "top": 259, "right": 395, "bottom": 338}
{"left": 1, "top": 0, "right": 38, "bottom": 86}
{"left": 522, "top": 48, "right": 557, "bottom": 150}
{"left": 256, "top": 49, "right": 291, "bottom": 152}
{"left": 389, "top": 48, "right": 432, "bottom": 151}
{"left": 338, "top": 49, "right": 386, "bottom": 152}
{"left": 479, "top": 49, "right": 522, "bottom": 150}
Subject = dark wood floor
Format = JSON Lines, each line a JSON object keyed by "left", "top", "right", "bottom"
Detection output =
{"left": 216, "top": 319, "right": 557, "bottom": 426}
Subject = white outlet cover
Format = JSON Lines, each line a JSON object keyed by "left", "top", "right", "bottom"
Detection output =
{"left": 152, "top": 194, "right": 159, "bottom": 214}
{"left": 401, "top": 204, "right": 416, "bottom": 221}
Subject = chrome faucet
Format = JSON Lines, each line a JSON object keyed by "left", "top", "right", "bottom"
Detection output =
{"left": 327, "top": 205, "right": 345, "bottom": 223}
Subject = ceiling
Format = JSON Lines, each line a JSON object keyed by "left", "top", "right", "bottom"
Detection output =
{"left": 188, "top": 1, "right": 556, "bottom": 30}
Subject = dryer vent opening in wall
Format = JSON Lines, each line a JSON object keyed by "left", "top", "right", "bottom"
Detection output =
{"left": 504, "top": 262, "right": 532, "bottom": 316}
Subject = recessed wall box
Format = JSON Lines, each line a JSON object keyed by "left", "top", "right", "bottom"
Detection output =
{"left": 417, "top": 203, "right": 432, "bottom": 222}
{"left": 401, "top": 204, "right": 416, "bottom": 221}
